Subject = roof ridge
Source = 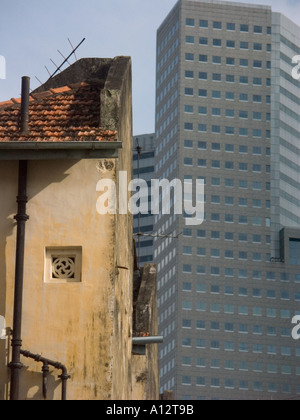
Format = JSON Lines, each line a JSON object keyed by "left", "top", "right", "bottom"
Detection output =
{"left": 0, "top": 81, "right": 90, "bottom": 111}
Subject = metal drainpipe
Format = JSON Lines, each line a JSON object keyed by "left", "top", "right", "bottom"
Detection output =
{"left": 132, "top": 336, "right": 164, "bottom": 356}
{"left": 20, "top": 350, "right": 70, "bottom": 401}
{"left": 132, "top": 336, "right": 164, "bottom": 345}
{"left": 42, "top": 361, "right": 49, "bottom": 400}
{"left": 60, "top": 366, "right": 70, "bottom": 401}
{"left": 20, "top": 76, "right": 30, "bottom": 134}
{"left": 9, "top": 160, "right": 29, "bottom": 400}
{"left": 9, "top": 77, "right": 30, "bottom": 400}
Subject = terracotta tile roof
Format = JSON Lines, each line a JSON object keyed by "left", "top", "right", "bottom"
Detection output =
{"left": 0, "top": 82, "right": 117, "bottom": 142}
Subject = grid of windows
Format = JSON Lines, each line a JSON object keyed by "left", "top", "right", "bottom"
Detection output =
{"left": 180, "top": 376, "right": 300, "bottom": 396}
{"left": 184, "top": 90, "right": 271, "bottom": 103}
{"left": 180, "top": 318, "right": 299, "bottom": 333}
{"left": 157, "top": 4, "right": 300, "bottom": 401}
{"left": 185, "top": 18, "right": 271, "bottom": 34}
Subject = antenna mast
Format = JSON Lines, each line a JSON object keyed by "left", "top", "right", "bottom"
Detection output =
{"left": 35, "top": 37, "right": 86, "bottom": 86}
{"left": 48, "top": 38, "right": 86, "bottom": 79}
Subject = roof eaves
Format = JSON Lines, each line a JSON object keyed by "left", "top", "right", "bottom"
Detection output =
{"left": 0, "top": 140, "right": 123, "bottom": 160}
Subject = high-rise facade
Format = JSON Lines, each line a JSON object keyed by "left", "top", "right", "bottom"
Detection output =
{"left": 270, "top": 13, "right": 300, "bottom": 258}
{"left": 155, "top": 0, "right": 300, "bottom": 400}
{"left": 133, "top": 133, "right": 156, "bottom": 266}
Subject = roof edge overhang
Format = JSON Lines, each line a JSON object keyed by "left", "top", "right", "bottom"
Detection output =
{"left": 0, "top": 141, "right": 122, "bottom": 160}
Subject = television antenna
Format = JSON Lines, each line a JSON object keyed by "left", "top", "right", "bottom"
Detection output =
{"left": 35, "top": 37, "right": 86, "bottom": 86}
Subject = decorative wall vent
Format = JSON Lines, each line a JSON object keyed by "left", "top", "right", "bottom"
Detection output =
{"left": 45, "top": 247, "right": 82, "bottom": 283}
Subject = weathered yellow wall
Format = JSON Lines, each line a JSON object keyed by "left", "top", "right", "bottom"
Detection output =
{"left": 105, "top": 57, "right": 134, "bottom": 401}
{"left": 0, "top": 159, "right": 125, "bottom": 400}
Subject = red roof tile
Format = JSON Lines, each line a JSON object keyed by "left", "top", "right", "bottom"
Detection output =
{"left": 0, "top": 82, "right": 117, "bottom": 142}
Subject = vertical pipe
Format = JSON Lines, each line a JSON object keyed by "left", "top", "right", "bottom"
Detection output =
{"left": 42, "top": 362, "right": 49, "bottom": 400}
{"left": 9, "top": 160, "right": 29, "bottom": 400}
{"left": 20, "top": 76, "right": 30, "bottom": 134}
{"left": 20, "top": 350, "right": 70, "bottom": 401}
{"left": 9, "top": 76, "right": 30, "bottom": 400}
{"left": 60, "top": 371, "right": 69, "bottom": 401}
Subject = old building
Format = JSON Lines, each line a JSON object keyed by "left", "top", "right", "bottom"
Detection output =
{"left": 0, "top": 57, "right": 159, "bottom": 400}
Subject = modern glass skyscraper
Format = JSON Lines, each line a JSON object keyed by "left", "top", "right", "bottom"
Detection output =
{"left": 270, "top": 13, "right": 300, "bottom": 258}
{"left": 133, "top": 133, "right": 156, "bottom": 266}
{"left": 154, "top": 0, "right": 300, "bottom": 400}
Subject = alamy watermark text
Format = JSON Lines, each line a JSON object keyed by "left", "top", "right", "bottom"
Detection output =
{"left": 292, "top": 55, "right": 300, "bottom": 81}
{"left": 96, "top": 172, "right": 205, "bottom": 226}
{"left": 0, "top": 55, "right": 6, "bottom": 80}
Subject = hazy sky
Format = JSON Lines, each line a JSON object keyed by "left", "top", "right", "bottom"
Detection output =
{"left": 0, "top": 0, "right": 299, "bottom": 135}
